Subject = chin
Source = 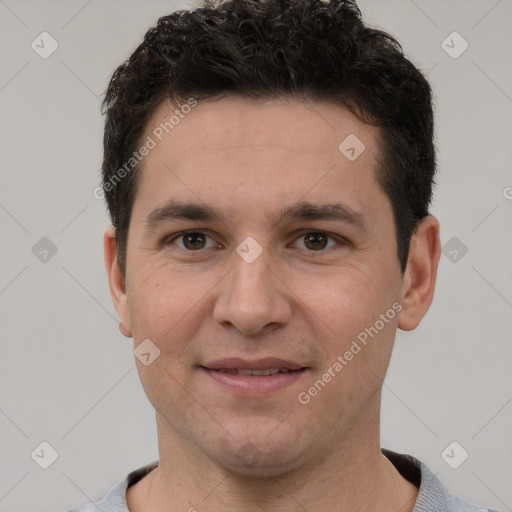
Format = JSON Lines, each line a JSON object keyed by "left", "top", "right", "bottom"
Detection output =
{"left": 207, "top": 436, "right": 307, "bottom": 478}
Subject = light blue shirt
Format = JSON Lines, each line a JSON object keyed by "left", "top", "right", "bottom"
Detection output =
{"left": 69, "top": 449, "right": 497, "bottom": 512}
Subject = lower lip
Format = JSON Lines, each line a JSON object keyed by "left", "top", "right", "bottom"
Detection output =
{"left": 202, "top": 368, "right": 307, "bottom": 395}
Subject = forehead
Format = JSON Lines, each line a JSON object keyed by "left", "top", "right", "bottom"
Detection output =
{"left": 143, "top": 96, "right": 380, "bottom": 167}
{"left": 132, "top": 96, "right": 389, "bottom": 231}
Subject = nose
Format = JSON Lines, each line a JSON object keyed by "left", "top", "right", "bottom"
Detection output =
{"left": 213, "top": 247, "right": 293, "bottom": 336}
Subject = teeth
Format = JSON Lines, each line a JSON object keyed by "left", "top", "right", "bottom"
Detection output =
{"left": 219, "top": 368, "right": 237, "bottom": 375}
{"left": 216, "top": 368, "right": 293, "bottom": 375}
{"left": 251, "top": 369, "right": 270, "bottom": 376}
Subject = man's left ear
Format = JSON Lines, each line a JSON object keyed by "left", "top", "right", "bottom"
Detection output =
{"left": 398, "top": 215, "right": 441, "bottom": 331}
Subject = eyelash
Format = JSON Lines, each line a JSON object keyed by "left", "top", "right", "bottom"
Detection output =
{"left": 164, "top": 230, "right": 347, "bottom": 252}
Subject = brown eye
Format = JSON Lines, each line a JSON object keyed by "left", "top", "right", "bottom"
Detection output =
{"left": 169, "top": 231, "right": 217, "bottom": 251}
{"left": 303, "top": 232, "right": 330, "bottom": 250}
{"left": 182, "top": 232, "right": 206, "bottom": 250}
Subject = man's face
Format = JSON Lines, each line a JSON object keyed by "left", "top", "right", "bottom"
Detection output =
{"left": 115, "top": 97, "right": 406, "bottom": 474}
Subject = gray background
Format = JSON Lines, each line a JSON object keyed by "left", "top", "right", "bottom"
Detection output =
{"left": 0, "top": 0, "right": 511, "bottom": 511}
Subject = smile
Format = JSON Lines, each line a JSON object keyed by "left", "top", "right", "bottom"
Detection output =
{"left": 201, "top": 365, "right": 308, "bottom": 395}
{"left": 213, "top": 368, "right": 296, "bottom": 376}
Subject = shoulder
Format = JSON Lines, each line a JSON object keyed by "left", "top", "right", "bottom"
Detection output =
{"left": 67, "top": 461, "right": 159, "bottom": 512}
{"left": 445, "top": 494, "right": 498, "bottom": 512}
{"left": 382, "top": 449, "right": 497, "bottom": 512}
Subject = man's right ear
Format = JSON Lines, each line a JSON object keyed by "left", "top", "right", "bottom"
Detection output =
{"left": 103, "top": 225, "right": 132, "bottom": 338}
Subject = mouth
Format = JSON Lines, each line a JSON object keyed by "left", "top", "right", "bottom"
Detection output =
{"left": 209, "top": 368, "right": 300, "bottom": 376}
{"left": 202, "top": 357, "right": 306, "bottom": 372}
{"left": 200, "top": 358, "right": 309, "bottom": 395}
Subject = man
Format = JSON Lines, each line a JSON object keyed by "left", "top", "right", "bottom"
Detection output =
{"left": 71, "top": 0, "right": 497, "bottom": 510}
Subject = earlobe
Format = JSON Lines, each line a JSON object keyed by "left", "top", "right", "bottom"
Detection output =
{"left": 397, "top": 215, "right": 441, "bottom": 331}
{"left": 103, "top": 225, "right": 133, "bottom": 338}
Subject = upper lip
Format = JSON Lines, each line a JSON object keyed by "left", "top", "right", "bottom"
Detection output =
{"left": 202, "top": 357, "right": 307, "bottom": 371}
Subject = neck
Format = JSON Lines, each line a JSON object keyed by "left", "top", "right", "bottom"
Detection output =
{"left": 127, "top": 402, "right": 418, "bottom": 512}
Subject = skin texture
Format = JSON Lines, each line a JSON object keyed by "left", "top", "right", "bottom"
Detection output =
{"left": 104, "top": 96, "right": 441, "bottom": 511}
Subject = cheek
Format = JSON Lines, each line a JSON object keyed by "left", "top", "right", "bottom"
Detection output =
{"left": 304, "top": 265, "right": 391, "bottom": 336}
{"left": 126, "top": 262, "right": 215, "bottom": 356}
{"left": 295, "top": 271, "right": 398, "bottom": 431}
{"left": 126, "top": 266, "right": 205, "bottom": 418}
{"left": 299, "top": 265, "right": 399, "bottom": 387}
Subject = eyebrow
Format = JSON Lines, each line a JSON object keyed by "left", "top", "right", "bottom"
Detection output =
{"left": 144, "top": 200, "right": 370, "bottom": 233}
